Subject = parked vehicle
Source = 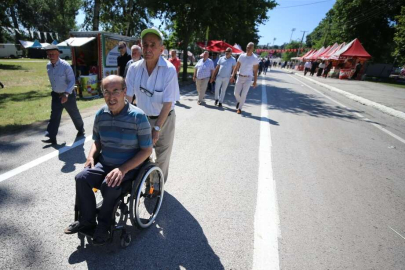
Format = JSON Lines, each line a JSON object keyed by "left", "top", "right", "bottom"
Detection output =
{"left": 0, "top": 44, "right": 23, "bottom": 58}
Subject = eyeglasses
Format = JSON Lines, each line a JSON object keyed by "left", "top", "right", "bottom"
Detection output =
{"left": 140, "top": 86, "right": 153, "bottom": 97}
{"left": 118, "top": 46, "right": 125, "bottom": 49}
{"left": 102, "top": 89, "right": 124, "bottom": 97}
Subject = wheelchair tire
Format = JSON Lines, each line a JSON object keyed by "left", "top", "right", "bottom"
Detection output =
{"left": 129, "top": 164, "right": 164, "bottom": 229}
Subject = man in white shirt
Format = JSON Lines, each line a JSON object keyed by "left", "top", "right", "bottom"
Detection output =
{"left": 230, "top": 42, "right": 259, "bottom": 114}
{"left": 210, "top": 47, "right": 236, "bottom": 107}
{"left": 125, "top": 27, "right": 180, "bottom": 182}
{"left": 193, "top": 51, "right": 214, "bottom": 105}
{"left": 304, "top": 61, "right": 312, "bottom": 76}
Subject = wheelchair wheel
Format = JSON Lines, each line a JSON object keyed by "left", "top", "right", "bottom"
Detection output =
{"left": 130, "top": 164, "right": 164, "bottom": 229}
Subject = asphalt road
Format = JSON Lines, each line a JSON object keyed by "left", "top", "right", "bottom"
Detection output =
{"left": 0, "top": 69, "right": 404, "bottom": 269}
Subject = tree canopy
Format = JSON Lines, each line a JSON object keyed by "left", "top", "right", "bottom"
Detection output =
{"left": 1, "top": 0, "right": 81, "bottom": 42}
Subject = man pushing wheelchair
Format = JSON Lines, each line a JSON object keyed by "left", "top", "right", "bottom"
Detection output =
{"left": 64, "top": 75, "right": 153, "bottom": 246}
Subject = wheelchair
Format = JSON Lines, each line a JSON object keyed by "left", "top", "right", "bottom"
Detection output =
{"left": 74, "top": 158, "right": 165, "bottom": 249}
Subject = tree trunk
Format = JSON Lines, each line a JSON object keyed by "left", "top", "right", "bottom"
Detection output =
{"left": 181, "top": 39, "right": 189, "bottom": 82}
{"left": 92, "top": 0, "right": 101, "bottom": 31}
{"left": 125, "top": 0, "right": 134, "bottom": 36}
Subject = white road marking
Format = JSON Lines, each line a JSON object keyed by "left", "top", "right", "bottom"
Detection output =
{"left": 289, "top": 75, "right": 405, "bottom": 145}
{"left": 253, "top": 79, "right": 280, "bottom": 270}
{"left": 0, "top": 136, "right": 92, "bottom": 183}
{"left": 389, "top": 226, "right": 405, "bottom": 240}
{"left": 0, "top": 91, "right": 198, "bottom": 183}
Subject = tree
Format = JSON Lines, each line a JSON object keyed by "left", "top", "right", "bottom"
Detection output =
{"left": 1, "top": 0, "right": 81, "bottom": 42}
{"left": 146, "top": 0, "right": 277, "bottom": 81}
{"left": 282, "top": 41, "right": 301, "bottom": 61}
{"left": 393, "top": 7, "right": 405, "bottom": 65}
{"left": 81, "top": 0, "right": 149, "bottom": 36}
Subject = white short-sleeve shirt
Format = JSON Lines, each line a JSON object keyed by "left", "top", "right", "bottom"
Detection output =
{"left": 125, "top": 56, "right": 180, "bottom": 116}
{"left": 237, "top": 53, "right": 260, "bottom": 77}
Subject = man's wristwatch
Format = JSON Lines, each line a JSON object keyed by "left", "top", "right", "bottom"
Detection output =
{"left": 64, "top": 92, "right": 69, "bottom": 97}
{"left": 153, "top": 126, "right": 161, "bottom": 132}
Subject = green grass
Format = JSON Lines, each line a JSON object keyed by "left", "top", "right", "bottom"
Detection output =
{"left": 0, "top": 59, "right": 105, "bottom": 134}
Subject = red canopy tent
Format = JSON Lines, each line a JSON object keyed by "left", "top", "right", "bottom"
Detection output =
{"left": 299, "top": 49, "right": 315, "bottom": 60}
{"left": 329, "top": 38, "right": 371, "bottom": 60}
{"left": 196, "top": 40, "right": 243, "bottom": 54}
{"left": 308, "top": 46, "right": 327, "bottom": 60}
{"left": 321, "top": 42, "right": 345, "bottom": 60}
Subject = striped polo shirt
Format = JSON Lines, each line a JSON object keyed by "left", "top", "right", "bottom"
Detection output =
{"left": 93, "top": 103, "right": 152, "bottom": 167}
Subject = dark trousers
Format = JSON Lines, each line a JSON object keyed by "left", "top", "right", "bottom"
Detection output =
{"left": 75, "top": 162, "right": 138, "bottom": 227}
{"left": 304, "top": 67, "right": 310, "bottom": 75}
{"left": 47, "top": 91, "right": 84, "bottom": 139}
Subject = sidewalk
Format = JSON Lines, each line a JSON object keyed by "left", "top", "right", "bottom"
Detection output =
{"left": 287, "top": 69, "right": 405, "bottom": 120}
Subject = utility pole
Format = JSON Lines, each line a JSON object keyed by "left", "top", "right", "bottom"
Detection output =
{"left": 289, "top": 28, "right": 296, "bottom": 43}
{"left": 296, "top": 31, "right": 307, "bottom": 57}
{"left": 272, "top": 37, "right": 276, "bottom": 46}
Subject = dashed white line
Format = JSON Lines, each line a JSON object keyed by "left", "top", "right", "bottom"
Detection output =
{"left": 289, "top": 75, "right": 405, "bottom": 145}
{"left": 253, "top": 79, "right": 280, "bottom": 270}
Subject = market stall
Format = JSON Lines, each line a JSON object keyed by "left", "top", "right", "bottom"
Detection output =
{"left": 58, "top": 31, "right": 138, "bottom": 98}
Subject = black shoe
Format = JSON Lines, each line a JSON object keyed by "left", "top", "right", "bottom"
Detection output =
{"left": 215, "top": 100, "right": 218, "bottom": 106}
{"left": 76, "top": 129, "right": 85, "bottom": 137}
{"left": 218, "top": 103, "right": 222, "bottom": 107}
{"left": 236, "top": 102, "right": 239, "bottom": 109}
{"left": 0, "top": 82, "right": 4, "bottom": 88}
{"left": 64, "top": 221, "right": 96, "bottom": 234}
{"left": 42, "top": 138, "right": 57, "bottom": 145}
{"left": 93, "top": 224, "right": 110, "bottom": 246}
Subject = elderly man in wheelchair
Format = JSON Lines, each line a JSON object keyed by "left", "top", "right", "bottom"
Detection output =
{"left": 64, "top": 75, "right": 164, "bottom": 247}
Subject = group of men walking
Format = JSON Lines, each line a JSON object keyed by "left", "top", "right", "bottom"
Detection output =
{"left": 194, "top": 42, "right": 259, "bottom": 114}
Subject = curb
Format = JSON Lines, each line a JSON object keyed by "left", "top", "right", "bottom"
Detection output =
{"left": 293, "top": 72, "right": 405, "bottom": 121}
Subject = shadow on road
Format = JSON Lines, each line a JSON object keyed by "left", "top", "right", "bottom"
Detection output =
{"left": 260, "top": 74, "right": 362, "bottom": 120}
{"left": 58, "top": 137, "right": 87, "bottom": 173}
{"left": 68, "top": 192, "right": 224, "bottom": 269}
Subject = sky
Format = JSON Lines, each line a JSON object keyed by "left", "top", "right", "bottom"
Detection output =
{"left": 76, "top": 0, "right": 336, "bottom": 46}
{"left": 258, "top": 0, "right": 336, "bottom": 46}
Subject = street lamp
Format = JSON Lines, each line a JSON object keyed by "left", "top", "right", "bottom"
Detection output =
{"left": 272, "top": 38, "right": 276, "bottom": 46}
{"left": 289, "top": 28, "right": 296, "bottom": 43}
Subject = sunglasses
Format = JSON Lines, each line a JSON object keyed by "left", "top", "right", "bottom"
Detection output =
{"left": 118, "top": 46, "right": 125, "bottom": 49}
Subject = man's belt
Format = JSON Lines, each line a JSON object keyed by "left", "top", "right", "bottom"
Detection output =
{"left": 148, "top": 110, "right": 173, "bottom": 119}
{"left": 238, "top": 74, "right": 250, "bottom": 77}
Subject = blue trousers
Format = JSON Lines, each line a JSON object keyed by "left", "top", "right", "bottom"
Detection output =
{"left": 75, "top": 162, "right": 138, "bottom": 227}
{"left": 47, "top": 91, "right": 84, "bottom": 140}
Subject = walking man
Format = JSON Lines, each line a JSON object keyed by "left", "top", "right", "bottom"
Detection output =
{"left": 304, "top": 61, "right": 312, "bottom": 76}
{"left": 126, "top": 27, "right": 180, "bottom": 182}
{"left": 64, "top": 75, "right": 152, "bottom": 246}
{"left": 230, "top": 42, "right": 259, "bottom": 114}
{"left": 210, "top": 47, "right": 236, "bottom": 107}
{"left": 42, "top": 45, "right": 84, "bottom": 145}
{"left": 193, "top": 51, "right": 214, "bottom": 105}
{"left": 117, "top": 41, "right": 131, "bottom": 77}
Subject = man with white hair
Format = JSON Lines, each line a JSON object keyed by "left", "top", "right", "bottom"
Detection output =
{"left": 126, "top": 27, "right": 179, "bottom": 183}
{"left": 230, "top": 42, "right": 259, "bottom": 114}
{"left": 193, "top": 51, "right": 214, "bottom": 105}
{"left": 123, "top": 45, "right": 142, "bottom": 78}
